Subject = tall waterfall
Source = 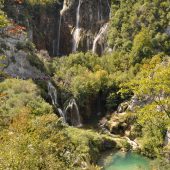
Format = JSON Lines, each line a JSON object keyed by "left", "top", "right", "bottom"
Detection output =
{"left": 92, "top": 23, "right": 108, "bottom": 54}
{"left": 47, "top": 82, "right": 82, "bottom": 127}
{"left": 65, "top": 99, "right": 82, "bottom": 127}
{"left": 56, "top": 15, "right": 62, "bottom": 56}
{"left": 72, "top": 0, "right": 81, "bottom": 52}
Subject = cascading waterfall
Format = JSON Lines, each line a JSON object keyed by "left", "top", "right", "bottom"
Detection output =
{"left": 94, "top": 0, "right": 110, "bottom": 54}
{"left": 92, "top": 23, "right": 108, "bottom": 54}
{"left": 57, "top": 108, "right": 66, "bottom": 122}
{"left": 47, "top": 82, "right": 82, "bottom": 127}
{"left": 125, "top": 137, "right": 138, "bottom": 150}
{"left": 65, "top": 99, "right": 82, "bottom": 127}
{"left": 72, "top": 0, "right": 81, "bottom": 52}
{"left": 56, "top": 15, "right": 62, "bottom": 56}
{"left": 58, "top": 0, "right": 111, "bottom": 55}
{"left": 48, "top": 81, "right": 66, "bottom": 122}
{"left": 48, "top": 81, "right": 58, "bottom": 106}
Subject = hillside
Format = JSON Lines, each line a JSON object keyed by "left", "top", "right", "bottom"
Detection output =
{"left": 0, "top": 0, "right": 170, "bottom": 169}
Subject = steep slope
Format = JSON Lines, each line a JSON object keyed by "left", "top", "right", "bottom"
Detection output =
{"left": 0, "top": 0, "right": 170, "bottom": 169}
{"left": 0, "top": 25, "right": 47, "bottom": 79}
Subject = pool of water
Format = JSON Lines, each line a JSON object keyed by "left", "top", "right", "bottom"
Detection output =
{"left": 101, "top": 151, "right": 151, "bottom": 170}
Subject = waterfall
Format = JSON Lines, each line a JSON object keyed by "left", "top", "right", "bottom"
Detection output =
{"left": 72, "top": 0, "right": 81, "bottom": 52}
{"left": 65, "top": 99, "right": 82, "bottom": 127}
{"left": 57, "top": 108, "right": 66, "bottom": 122}
{"left": 56, "top": 15, "right": 62, "bottom": 56}
{"left": 92, "top": 23, "right": 108, "bottom": 54}
{"left": 125, "top": 137, "right": 138, "bottom": 150}
{"left": 47, "top": 82, "right": 81, "bottom": 127}
{"left": 48, "top": 81, "right": 66, "bottom": 122}
{"left": 48, "top": 81, "right": 58, "bottom": 106}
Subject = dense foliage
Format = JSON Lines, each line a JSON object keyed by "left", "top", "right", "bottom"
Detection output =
{"left": 109, "top": 0, "right": 170, "bottom": 64}
{"left": 120, "top": 55, "right": 170, "bottom": 157}
{"left": 0, "top": 79, "right": 106, "bottom": 169}
{"left": 0, "top": 0, "right": 170, "bottom": 169}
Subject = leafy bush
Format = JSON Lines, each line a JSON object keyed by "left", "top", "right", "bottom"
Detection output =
{"left": 0, "top": 79, "right": 53, "bottom": 118}
{"left": 51, "top": 52, "right": 125, "bottom": 114}
{"left": 120, "top": 55, "right": 170, "bottom": 156}
{"left": 0, "top": 109, "right": 106, "bottom": 169}
{"left": 108, "top": 0, "right": 170, "bottom": 65}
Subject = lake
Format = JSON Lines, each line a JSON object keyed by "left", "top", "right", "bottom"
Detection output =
{"left": 100, "top": 151, "right": 152, "bottom": 170}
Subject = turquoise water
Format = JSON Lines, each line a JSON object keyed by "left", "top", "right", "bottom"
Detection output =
{"left": 103, "top": 151, "right": 151, "bottom": 170}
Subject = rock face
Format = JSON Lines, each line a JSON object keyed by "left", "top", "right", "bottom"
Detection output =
{"left": 117, "top": 95, "right": 156, "bottom": 113}
{"left": 4, "top": 0, "right": 111, "bottom": 56}
{"left": 106, "top": 113, "right": 130, "bottom": 136}
{"left": 4, "top": 0, "right": 63, "bottom": 56}
{"left": 60, "top": 0, "right": 110, "bottom": 55}
{"left": 0, "top": 26, "right": 46, "bottom": 79}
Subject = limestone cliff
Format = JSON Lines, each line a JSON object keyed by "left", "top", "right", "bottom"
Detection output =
{"left": 0, "top": 25, "right": 47, "bottom": 79}
{"left": 4, "top": 0, "right": 111, "bottom": 56}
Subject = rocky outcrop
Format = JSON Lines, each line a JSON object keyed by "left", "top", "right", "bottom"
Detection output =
{"left": 100, "top": 112, "right": 141, "bottom": 150}
{"left": 117, "top": 95, "right": 157, "bottom": 113}
{"left": 105, "top": 113, "right": 132, "bottom": 136}
{"left": 0, "top": 26, "right": 46, "bottom": 79}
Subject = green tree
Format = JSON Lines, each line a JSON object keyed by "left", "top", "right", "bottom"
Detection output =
{"left": 120, "top": 55, "right": 170, "bottom": 156}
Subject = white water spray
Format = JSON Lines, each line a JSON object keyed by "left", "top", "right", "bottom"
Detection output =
{"left": 92, "top": 23, "right": 108, "bottom": 54}
{"left": 48, "top": 81, "right": 58, "bottom": 106}
{"left": 72, "top": 0, "right": 81, "bottom": 52}
{"left": 57, "top": 108, "right": 66, "bottom": 122}
{"left": 47, "top": 82, "right": 81, "bottom": 127}
{"left": 65, "top": 99, "right": 82, "bottom": 127}
{"left": 125, "top": 137, "right": 138, "bottom": 150}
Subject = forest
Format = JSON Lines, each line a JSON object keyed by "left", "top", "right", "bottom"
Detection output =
{"left": 0, "top": 0, "right": 170, "bottom": 169}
